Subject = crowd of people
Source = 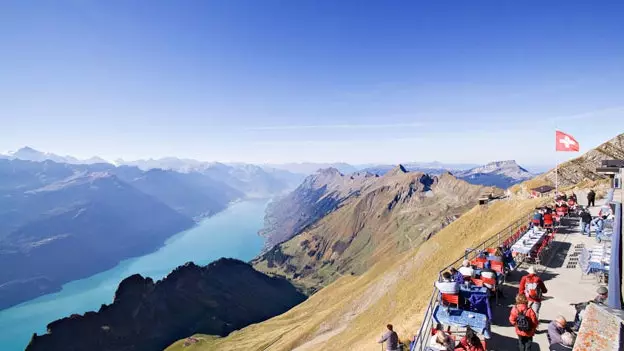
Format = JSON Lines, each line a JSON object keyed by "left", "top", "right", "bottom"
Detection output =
{"left": 377, "top": 188, "right": 610, "bottom": 351}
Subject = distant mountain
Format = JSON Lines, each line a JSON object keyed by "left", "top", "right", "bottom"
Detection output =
{"left": 254, "top": 165, "right": 498, "bottom": 291}
{"left": 116, "top": 158, "right": 304, "bottom": 197}
{"left": 263, "top": 162, "right": 359, "bottom": 175}
{"left": 454, "top": 160, "right": 534, "bottom": 189}
{"left": 26, "top": 259, "right": 306, "bottom": 351}
{"left": 0, "top": 165, "right": 195, "bottom": 310}
{"left": 0, "top": 159, "right": 245, "bottom": 309}
{"left": 4, "top": 146, "right": 110, "bottom": 165}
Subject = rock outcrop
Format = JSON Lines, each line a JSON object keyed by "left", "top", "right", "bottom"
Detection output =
{"left": 26, "top": 259, "right": 306, "bottom": 351}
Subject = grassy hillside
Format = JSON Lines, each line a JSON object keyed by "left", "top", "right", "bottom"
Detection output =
{"left": 253, "top": 171, "right": 497, "bottom": 292}
{"left": 166, "top": 197, "right": 546, "bottom": 351}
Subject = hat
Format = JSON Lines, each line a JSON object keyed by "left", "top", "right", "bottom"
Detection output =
{"left": 527, "top": 266, "right": 536, "bottom": 275}
{"left": 597, "top": 286, "right": 608, "bottom": 295}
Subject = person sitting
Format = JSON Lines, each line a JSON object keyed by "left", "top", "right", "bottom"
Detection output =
{"left": 480, "top": 261, "right": 497, "bottom": 289}
{"left": 450, "top": 267, "right": 464, "bottom": 284}
{"left": 454, "top": 327, "right": 485, "bottom": 351}
{"left": 378, "top": 324, "right": 400, "bottom": 351}
{"left": 458, "top": 260, "right": 475, "bottom": 278}
{"left": 487, "top": 248, "right": 504, "bottom": 263}
{"left": 573, "top": 287, "right": 609, "bottom": 331}
{"left": 549, "top": 332, "right": 575, "bottom": 351}
{"left": 436, "top": 272, "right": 459, "bottom": 294}
{"left": 543, "top": 212, "right": 554, "bottom": 227}
{"left": 429, "top": 330, "right": 455, "bottom": 351}
{"left": 548, "top": 316, "right": 571, "bottom": 345}
{"left": 594, "top": 286, "right": 608, "bottom": 304}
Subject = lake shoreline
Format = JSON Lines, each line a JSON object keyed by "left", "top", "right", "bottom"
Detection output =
{"left": 0, "top": 199, "right": 270, "bottom": 351}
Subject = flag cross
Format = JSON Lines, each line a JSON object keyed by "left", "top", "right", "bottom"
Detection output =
{"left": 559, "top": 135, "right": 576, "bottom": 149}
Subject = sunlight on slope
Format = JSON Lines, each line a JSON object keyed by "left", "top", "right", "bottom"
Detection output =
{"left": 166, "top": 197, "right": 546, "bottom": 351}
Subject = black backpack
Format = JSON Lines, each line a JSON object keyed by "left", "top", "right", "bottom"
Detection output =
{"left": 515, "top": 307, "right": 532, "bottom": 332}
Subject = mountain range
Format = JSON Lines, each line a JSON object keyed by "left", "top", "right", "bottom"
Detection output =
{"left": 0, "top": 153, "right": 301, "bottom": 309}
{"left": 254, "top": 165, "right": 500, "bottom": 292}
{"left": 162, "top": 133, "right": 622, "bottom": 350}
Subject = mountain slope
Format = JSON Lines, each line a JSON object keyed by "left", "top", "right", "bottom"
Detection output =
{"left": 0, "top": 171, "right": 194, "bottom": 309}
{"left": 512, "top": 132, "right": 624, "bottom": 192}
{"left": 167, "top": 197, "right": 545, "bottom": 351}
{"left": 26, "top": 259, "right": 306, "bottom": 351}
{"left": 254, "top": 166, "right": 498, "bottom": 291}
{"left": 454, "top": 160, "right": 533, "bottom": 188}
{"left": 259, "top": 168, "right": 379, "bottom": 249}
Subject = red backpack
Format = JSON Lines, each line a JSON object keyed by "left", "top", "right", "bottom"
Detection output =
{"left": 524, "top": 275, "right": 542, "bottom": 300}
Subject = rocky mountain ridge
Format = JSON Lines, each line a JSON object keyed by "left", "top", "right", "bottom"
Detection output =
{"left": 26, "top": 259, "right": 306, "bottom": 351}
{"left": 454, "top": 160, "right": 534, "bottom": 189}
{"left": 254, "top": 166, "right": 498, "bottom": 291}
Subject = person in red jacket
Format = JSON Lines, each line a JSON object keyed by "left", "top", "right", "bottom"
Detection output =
{"left": 509, "top": 294, "right": 539, "bottom": 351}
{"left": 518, "top": 266, "right": 548, "bottom": 318}
{"left": 454, "top": 327, "right": 485, "bottom": 351}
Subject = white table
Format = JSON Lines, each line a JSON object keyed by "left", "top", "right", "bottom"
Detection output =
{"left": 510, "top": 227, "right": 547, "bottom": 255}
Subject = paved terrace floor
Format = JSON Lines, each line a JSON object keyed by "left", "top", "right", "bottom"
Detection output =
{"left": 488, "top": 199, "right": 611, "bottom": 350}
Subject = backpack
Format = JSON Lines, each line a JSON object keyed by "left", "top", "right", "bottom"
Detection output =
{"left": 515, "top": 307, "right": 532, "bottom": 332}
{"left": 524, "top": 276, "right": 542, "bottom": 300}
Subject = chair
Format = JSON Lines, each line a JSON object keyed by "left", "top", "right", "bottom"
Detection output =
{"left": 485, "top": 248, "right": 497, "bottom": 255}
{"left": 490, "top": 261, "right": 504, "bottom": 274}
{"left": 481, "top": 276, "right": 498, "bottom": 304}
{"left": 471, "top": 278, "right": 484, "bottom": 286}
{"left": 471, "top": 257, "right": 486, "bottom": 269}
{"left": 441, "top": 293, "right": 459, "bottom": 307}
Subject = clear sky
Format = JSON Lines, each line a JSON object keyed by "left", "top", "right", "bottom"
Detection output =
{"left": 1, "top": 1, "right": 623, "bottom": 167}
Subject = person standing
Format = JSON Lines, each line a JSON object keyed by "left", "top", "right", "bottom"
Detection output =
{"left": 587, "top": 190, "right": 596, "bottom": 207}
{"left": 378, "top": 324, "right": 399, "bottom": 351}
{"left": 580, "top": 210, "right": 592, "bottom": 236}
{"left": 509, "top": 294, "right": 539, "bottom": 351}
{"left": 519, "top": 266, "right": 548, "bottom": 318}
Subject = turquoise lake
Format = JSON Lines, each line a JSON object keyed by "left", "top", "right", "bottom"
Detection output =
{"left": 0, "top": 199, "right": 268, "bottom": 351}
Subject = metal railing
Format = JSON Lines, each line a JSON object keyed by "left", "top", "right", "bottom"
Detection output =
{"left": 410, "top": 211, "right": 534, "bottom": 351}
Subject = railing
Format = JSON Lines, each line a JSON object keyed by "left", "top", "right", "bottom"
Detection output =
{"left": 410, "top": 211, "right": 534, "bottom": 351}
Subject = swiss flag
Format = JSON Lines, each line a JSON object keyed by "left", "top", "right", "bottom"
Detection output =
{"left": 555, "top": 130, "right": 579, "bottom": 152}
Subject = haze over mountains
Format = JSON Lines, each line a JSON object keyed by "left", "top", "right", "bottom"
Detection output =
{"left": 0, "top": 151, "right": 302, "bottom": 309}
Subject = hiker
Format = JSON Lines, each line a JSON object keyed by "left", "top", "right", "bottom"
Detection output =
{"left": 436, "top": 272, "right": 459, "bottom": 294}
{"left": 458, "top": 260, "right": 475, "bottom": 278}
{"left": 580, "top": 210, "right": 592, "bottom": 236}
{"left": 378, "top": 324, "right": 400, "bottom": 351}
{"left": 454, "top": 327, "right": 485, "bottom": 351}
{"left": 428, "top": 330, "right": 454, "bottom": 351}
{"left": 549, "top": 332, "right": 575, "bottom": 351}
{"left": 547, "top": 316, "right": 571, "bottom": 345}
{"left": 532, "top": 210, "right": 543, "bottom": 228}
{"left": 587, "top": 190, "right": 596, "bottom": 207}
{"left": 450, "top": 267, "right": 464, "bottom": 284}
{"left": 509, "top": 294, "right": 539, "bottom": 351}
{"left": 518, "top": 266, "right": 547, "bottom": 317}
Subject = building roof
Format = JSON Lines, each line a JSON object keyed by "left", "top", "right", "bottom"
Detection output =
{"left": 531, "top": 185, "right": 555, "bottom": 193}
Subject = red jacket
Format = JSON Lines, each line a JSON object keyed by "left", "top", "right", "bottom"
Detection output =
{"left": 519, "top": 274, "right": 548, "bottom": 302}
{"left": 509, "top": 304, "right": 539, "bottom": 337}
{"left": 454, "top": 337, "right": 485, "bottom": 351}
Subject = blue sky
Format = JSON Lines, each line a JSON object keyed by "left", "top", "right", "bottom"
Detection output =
{"left": 1, "top": 1, "right": 623, "bottom": 167}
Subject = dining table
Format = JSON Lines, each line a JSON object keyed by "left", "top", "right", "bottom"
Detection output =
{"left": 510, "top": 227, "right": 547, "bottom": 255}
{"left": 432, "top": 306, "right": 490, "bottom": 338}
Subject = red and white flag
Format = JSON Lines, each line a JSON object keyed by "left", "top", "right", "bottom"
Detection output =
{"left": 555, "top": 130, "right": 579, "bottom": 152}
